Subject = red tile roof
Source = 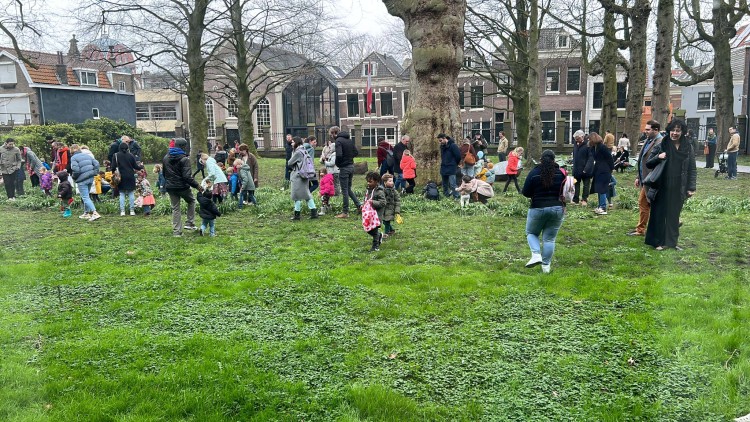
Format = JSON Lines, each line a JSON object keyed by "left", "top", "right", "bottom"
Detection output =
{"left": 1, "top": 47, "right": 119, "bottom": 88}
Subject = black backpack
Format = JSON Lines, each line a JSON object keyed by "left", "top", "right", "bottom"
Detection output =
{"left": 425, "top": 183, "right": 440, "bottom": 200}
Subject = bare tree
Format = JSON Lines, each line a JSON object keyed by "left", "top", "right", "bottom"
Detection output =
{"left": 77, "top": 0, "right": 226, "bottom": 154}
{"left": 672, "top": 0, "right": 747, "bottom": 150}
{"left": 383, "top": 0, "right": 467, "bottom": 183}
{"left": 651, "top": 0, "right": 674, "bottom": 126}
{"left": 326, "top": 29, "right": 410, "bottom": 74}
{"left": 0, "top": 0, "right": 47, "bottom": 68}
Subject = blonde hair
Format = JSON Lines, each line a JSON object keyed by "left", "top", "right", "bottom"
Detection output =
{"left": 381, "top": 173, "right": 393, "bottom": 182}
{"left": 403, "top": 149, "right": 412, "bottom": 156}
{"left": 514, "top": 147, "right": 524, "bottom": 155}
{"left": 233, "top": 158, "right": 243, "bottom": 167}
{"left": 70, "top": 144, "right": 81, "bottom": 153}
{"left": 153, "top": 164, "right": 162, "bottom": 173}
{"left": 200, "top": 153, "right": 209, "bottom": 160}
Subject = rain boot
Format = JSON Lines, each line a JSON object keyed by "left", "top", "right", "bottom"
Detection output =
{"left": 291, "top": 211, "right": 301, "bottom": 221}
{"left": 310, "top": 208, "right": 318, "bottom": 219}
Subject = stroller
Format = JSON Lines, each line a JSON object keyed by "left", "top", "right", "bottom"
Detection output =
{"left": 715, "top": 152, "right": 728, "bottom": 178}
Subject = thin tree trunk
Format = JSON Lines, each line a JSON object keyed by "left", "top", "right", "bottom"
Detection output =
{"left": 623, "top": 0, "right": 649, "bottom": 151}
{"left": 651, "top": 0, "right": 673, "bottom": 130}
{"left": 229, "top": 0, "right": 256, "bottom": 155}
{"left": 600, "top": 9, "right": 618, "bottom": 135}
{"left": 713, "top": 37, "right": 735, "bottom": 151}
{"left": 186, "top": 0, "right": 210, "bottom": 156}
{"left": 383, "top": 0, "right": 467, "bottom": 183}
{"left": 527, "top": 0, "right": 542, "bottom": 160}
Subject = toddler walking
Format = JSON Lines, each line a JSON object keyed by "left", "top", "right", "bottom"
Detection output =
{"left": 381, "top": 174, "right": 401, "bottom": 236}
{"left": 56, "top": 170, "right": 73, "bottom": 218}
{"left": 197, "top": 180, "right": 221, "bottom": 236}
{"left": 137, "top": 170, "right": 156, "bottom": 216}
{"left": 362, "top": 172, "right": 386, "bottom": 252}
{"left": 318, "top": 168, "right": 334, "bottom": 215}
{"left": 40, "top": 168, "right": 53, "bottom": 196}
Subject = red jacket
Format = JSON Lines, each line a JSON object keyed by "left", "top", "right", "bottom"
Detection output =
{"left": 400, "top": 154, "right": 416, "bottom": 179}
{"left": 319, "top": 173, "right": 335, "bottom": 196}
{"left": 376, "top": 141, "right": 392, "bottom": 166}
{"left": 506, "top": 152, "right": 520, "bottom": 175}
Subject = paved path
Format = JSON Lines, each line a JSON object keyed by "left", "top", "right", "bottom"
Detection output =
{"left": 695, "top": 161, "right": 750, "bottom": 174}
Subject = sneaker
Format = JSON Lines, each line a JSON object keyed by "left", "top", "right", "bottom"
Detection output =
{"left": 130, "top": 210, "right": 136, "bottom": 216}
{"left": 120, "top": 211, "right": 126, "bottom": 216}
{"left": 7, "top": 197, "right": 15, "bottom": 201}
{"left": 377, "top": 232, "right": 383, "bottom": 246}
{"left": 335, "top": 213, "right": 349, "bottom": 218}
{"left": 370, "top": 244, "right": 380, "bottom": 252}
{"left": 79, "top": 213, "right": 91, "bottom": 219}
{"left": 541, "top": 264, "right": 551, "bottom": 274}
{"left": 594, "top": 208, "right": 607, "bottom": 215}
{"left": 199, "top": 227, "right": 204, "bottom": 236}
{"left": 525, "top": 253, "right": 543, "bottom": 268}
{"left": 89, "top": 212, "right": 101, "bottom": 221}
{"left": 627, "top": 230, "right": 644, "bottom": 236}
{"left": 184, "top": 224, "right": 198, "bottom": 231}
{"left": 173, "top": 233, "right": 182, "bottom": 238}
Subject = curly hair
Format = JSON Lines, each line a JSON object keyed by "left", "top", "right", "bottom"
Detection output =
{"left": 539, "top": 150, "right": 557, "bottom": 188}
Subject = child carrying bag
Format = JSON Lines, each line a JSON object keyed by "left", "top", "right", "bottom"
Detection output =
{"left": 361, "top": 191, "right": 381, "bottom": 232}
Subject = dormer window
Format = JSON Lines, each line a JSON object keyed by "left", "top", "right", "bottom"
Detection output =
{"left": 78, "top": 70, "right": 98, "bottom": 86}
{"left": 463, "top": 56, "right": 473, "bottom": 68}
{"left": 557, "top": 34, "right": 569, "bottom": 49}
{"left": 362, "top": 62, "right": 377, "bottom": 77}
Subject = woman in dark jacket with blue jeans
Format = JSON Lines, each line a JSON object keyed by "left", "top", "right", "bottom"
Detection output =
{"left": 522, "top": 150, "right": 566, "bottom": 274}
{"left": 588, "top": 132, "right": 615, "bottom": 215}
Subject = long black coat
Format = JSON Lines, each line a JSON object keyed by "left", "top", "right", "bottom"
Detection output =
{"left": 591, "top": 143, "right": 614, "bottom": 194}
{"left": 572, "top": 142, "right": 592, "bottom": 180}
{"left": 113, "top": 143, "right": 143, "bottom": 192}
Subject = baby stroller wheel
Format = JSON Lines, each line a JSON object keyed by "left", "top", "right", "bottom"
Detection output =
{"left": 715, "top": 170, "right": 720, "bottom": 178}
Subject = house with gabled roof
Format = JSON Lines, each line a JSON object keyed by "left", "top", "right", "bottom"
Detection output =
{"left": 337, "top": 52, "right": 409, "bottom": 146}
{"left": 0, "top": 37, "right": 135, "bottom": 126}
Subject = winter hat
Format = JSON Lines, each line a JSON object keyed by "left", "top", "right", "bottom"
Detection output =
{"left": 175, "top": 138, "right": 188, "bottom": 149}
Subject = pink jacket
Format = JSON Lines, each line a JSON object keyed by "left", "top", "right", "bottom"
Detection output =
{"left": 319, "top": 173, "right": 335, "bottom": 196}
{"left": 400, "top": 154, "right": 417, "bottom": 179}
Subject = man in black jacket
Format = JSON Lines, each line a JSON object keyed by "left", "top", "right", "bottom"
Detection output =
{"left": 122, "top": 136, "right": 142, "bottom": 163}
{"left": 392, "top": 135, "right": 410, "bottom": 192}
{"left": 334, "top": 131, "right": 361, "bottom": 218}
{"left": 571, "top": 130, "right": 592, "bottom": 205}
{"left": 163, "top": 138, "right": 201, "bottom": 237}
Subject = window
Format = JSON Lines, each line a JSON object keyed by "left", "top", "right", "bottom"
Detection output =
{"left": 557, "top": 34, "right": 569, "bottom": 48}
{"left": 118, "top": 81, "right": 126, "bottom": 92}
{"left": 541, "top": 111, "right": 556, "bottom": 144}
{"left": 494, "top": 112, "right": 505, "bottom": 143}
{"left": 546, "top": 68, "right": 559, "bottom": 92}
{"left": 697, "top": 92, "right": 715, "bottom": 110}
{"left": 92, "top": 108, "right": 100, "bottom": 119}
{"left": 362, "top": 62, "right": 377, "bottom": 77}
{"left": 363, "top": 127, "right": 397, "bottom": 147}
{"left": 79, "top": 71, "right": 98, "bottom": 86}
{"left": 589, "top": 120, "right": 601, "bottom": 134}
{"left": 255, "top": 97, "right": 270, "bottom": 129}
{"left": 403, "top": 91, "right": 409, "bottom": 112}
{"left": 0, "top": 63, "right": 18, "bottom": 84}
{"left": 470, "top": 85, "right": 483, "bottom": 108}
{"left": 617, "top": 82, "right": 627, "bottom": 108}
{"left": 593, "top": 82, "right": 604, "bottom": 109}
{"left": 135, "top": 103, "right": 177, "bottom": 120}
{"left": 566, "top": 67, "right": 580, "bottom": 92}
{"left": 706, "top": 117, "right": 717, "bottom": 133}
{"left": 458, "top": 87, "right": 465, "bottom": 109}
{"left": 227, "top": 91, "right": 238, "bottom": 117}
{"left": 644, "top": 100, "right": 652, "bottom": 106}
{"left": 380, "top": 92, "right": 393, "bottom": 116}
{"left": 686, "top": 118, "right": 700, "bottom": 139}
{"left": 347, "top": 93, "right": 359, "bottom": 117}
{"left": 462, "top": 122, "right": 491, "bottom": 143}
{"left": 136, "top": 104, "right": 150, "bottom": 120}
{"left": 463, "top": 56, "right": 473, "bottom": 68}
{"left": 205, "top": 97, "right": 216, "bottom": 138}
{"left": 561, "top": 110, "right": 582, "bottom": 144}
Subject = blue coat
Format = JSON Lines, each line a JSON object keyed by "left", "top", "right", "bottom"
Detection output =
{"left": 71, "top": 151, "right": 99, "bottom": 185}
{"left": 440, "top": 139, "right": 461, "bottom": 176}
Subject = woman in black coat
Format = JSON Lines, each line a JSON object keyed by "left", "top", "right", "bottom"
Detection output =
{"left": 588, "top": 132, "right": 614, "bottom": 215}
{"left": 644, "top": 119, "right": 696, "bottom": 250}
{"left": 113, "top": 142, "right": 144, "bottom": 216}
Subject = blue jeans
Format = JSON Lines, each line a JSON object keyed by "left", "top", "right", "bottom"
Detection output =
{"left": 78, "top": 181, "right": 96, "bottom": 213}
{"left": 394, "top": 172, "right": 405, "bottom": 190}
{"left": 526, "top": 206, "right": 565, "bottom": 265}
{"left": 462, "top": 164, "right": 475, "bottom": 177}
{"left": 119, "top": 190, "right": 135, "bottom": 212}
{"left": 441, "top": 174, "right": 458, "bottom": 198}
{"left": 239, "top": 190, "right": 256, "bottom": 208}
{"left": 201, "top": 218, "right": 215, "bottom": 236}
{"left": 598, "top": 193, "right": 607, "bottom": 209}
{"left": 338, "top": 165, "right": 360, "bottom": 213}
{"left": 728, "top": 151, "right": 738, "bottom": 178}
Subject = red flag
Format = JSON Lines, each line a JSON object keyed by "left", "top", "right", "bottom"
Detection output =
{"left": 366, "top": 62, "right": 373, "bottom": 114}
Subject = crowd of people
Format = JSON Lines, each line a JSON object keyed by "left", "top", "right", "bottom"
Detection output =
{"left": 0, "top": 116, "right": 707, "bottom": 263}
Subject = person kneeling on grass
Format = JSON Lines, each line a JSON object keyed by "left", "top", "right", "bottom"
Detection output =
{"left": 198, "top": 180, "right": 221, "bottom": 237}
{"left": 522, "top": 150, "right": 566, "bottom": 274}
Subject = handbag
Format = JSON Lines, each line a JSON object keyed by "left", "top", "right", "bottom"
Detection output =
{"left": 464, "top": 151, "right": 476, "bottom": 165}
{"left": 642, "top": 160, "right": 665, "bottom": 188}
{"left": 703, "top": 144, "right": 709, "bottom": 155}
{"left": 361, "top": 191, "right": 381, "bottom": 232}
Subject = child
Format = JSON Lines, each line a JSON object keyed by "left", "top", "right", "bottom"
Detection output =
{"left": 92, "top": 171, "right": 103, "bottom": 203}
{"left": 197, "top": 180, "right": 221, "bottom": 237}
{"left": 57, "top": 170, "right": 73, "bottom": 217}
{"left": 153, "top": 164, "right": 166, "bottom": 194}
{"left": 484, "top": 162, "right": 496, "bottom": 184}
{"left": 363, "top": 172, "right": 386, "bottom": 252}
{"left": 227, "top": 167, "right": 240, "bottom": 201}
{"left": 40, "top": 168, "right": 53, "bottom": 196}
{"left": 318, "top": 168, "right": 335, "bottom": 215}
{"left": 381, "top": 174, "right": 401, "bottom": 236}
{"left": 456, "top": 175, "right": 474, "bottom": 207}
{"left": 238, "top": 160, "right": 257, "bottom": 208}
{"left": 400, "top": 149, "right": 417, "bottom": 194}
{"left": 503, "top": 147, "right": 524, "bottom": 193}
{"left": 423, "top": 180, "right": 440, "bottom": 200}
{"left": 607, "top": 175, "right": 617, "bottom": 209}
{"left": 137, "top": 170, "right": 156, "bottom": 216}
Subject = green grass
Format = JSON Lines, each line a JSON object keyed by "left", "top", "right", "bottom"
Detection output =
{"left": 1, "top": 159, "right": 749, "bottom": 421}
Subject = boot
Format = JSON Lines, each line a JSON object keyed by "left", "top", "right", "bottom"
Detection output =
{"left": 318, "top": 207, "right": 325, "bottom": 216}
{"left": 310, "top": 208, "right": 318, "bottom": 219}
{"left": 291, "top": 211, "right": 301, "bottom": 221}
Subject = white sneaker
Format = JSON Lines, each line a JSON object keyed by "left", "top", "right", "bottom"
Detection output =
{"left": 525, "top": 254, "right": 543, "bottom": 268}
{"left": 130, "top": 210, "right": 135, "bottom": 216}
{"left": 79, "top": 213, "right": 90, "bottom": 219}
{"left": 7, "top": 197, "right": 15, "bottom": 201}
{"left": 541, "top": 264, "right": 551, "bottom": 274}
{"left": 120, "top": 211, "right": 126, "bottom": 216}
{"left": 594, "top": 208, "right": 608, "bottom": 215}
{"left": 89, "top": 212, "right": 101, "bottom": 221}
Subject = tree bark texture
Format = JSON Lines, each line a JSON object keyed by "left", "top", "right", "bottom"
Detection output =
{"left": 229, "top": 0, "right": 257, "bottom": 155}
{"left": 527, "top": 0, "right": 542, "bottom": 160}
{"left": 599, "top": 9, "right": 619, "bottom": 136}
{"left": 186, "top": 0, "right": 210, "bottom": 156}
{"left": 623, "top": 0, "right": 649, "bottom": 152}
{"left": 383, "top": 0, "right": 467, "bottom": 183}
{"left": 651, "top": 0, "right": 673, "bottom": 129}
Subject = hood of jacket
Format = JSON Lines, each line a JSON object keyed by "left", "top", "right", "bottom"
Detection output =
{"left": 336, "top": 132, "right": 351, "bottom": 141}
{"left": 119, "top": 142, "right": 130, "bottom": 153}
{"left": 56, "top": 170, "right": 68, "bottom": 181}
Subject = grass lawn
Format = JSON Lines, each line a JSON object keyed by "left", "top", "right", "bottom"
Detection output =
{"left": 1, "top": 158, "right": 749, "bottom": 421}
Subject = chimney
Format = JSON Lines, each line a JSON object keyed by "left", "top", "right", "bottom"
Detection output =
{"left": 56, "top": 52, "right": 68, "bottom": 85}
{"left": 68, "top": 34, "right": 80, "bottom": 59}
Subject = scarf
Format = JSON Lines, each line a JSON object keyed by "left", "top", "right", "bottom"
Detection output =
{"left": 169, "top": 147, "right": 186, "bottom": 156}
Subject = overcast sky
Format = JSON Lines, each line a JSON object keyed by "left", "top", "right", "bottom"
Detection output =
{"left": 32, "top": 0, "right": 393, "bottom": 52}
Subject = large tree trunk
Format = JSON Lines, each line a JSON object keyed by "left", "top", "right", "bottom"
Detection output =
{"left": 713, "top": 37, "right": 735, "bottom": 151}
{"left": 651, "top": 0, "right": 673, "bottom": 130}
{"left": 383, "top": 0, "right": 467, "bottom": 183}
{"left": 230, "top": 0, "right": 257, "bottom": 155}
{"left": 527, "top": 0, "right": 542, "bottom": 160}
{"left": 600, "top": 9, "right": 619, "bottom": 135}
{"left": 623, "top": 0, "right": 650, "bottom": 152}
{"left": 186, "top": 0, "right": 210, "bottom": 156}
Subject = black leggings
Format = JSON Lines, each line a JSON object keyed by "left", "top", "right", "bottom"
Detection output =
{"left": 503, "top": 175, "right": 520, "bottom": 192}
{"left": 405, "top": 178, "right": 416, "bottom": 193}
{"left": 2, "top": 172, "right": 17, "bottom": 199}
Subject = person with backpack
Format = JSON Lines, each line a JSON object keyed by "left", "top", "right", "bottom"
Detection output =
{"left": 377, "top": 137, "right": 394, "bottom": 176}
{"left": 522, "top": 150, "right": 566, "bottom": 274}
{"left": 286, "top": 137, "right": 318, "bottom": 220}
